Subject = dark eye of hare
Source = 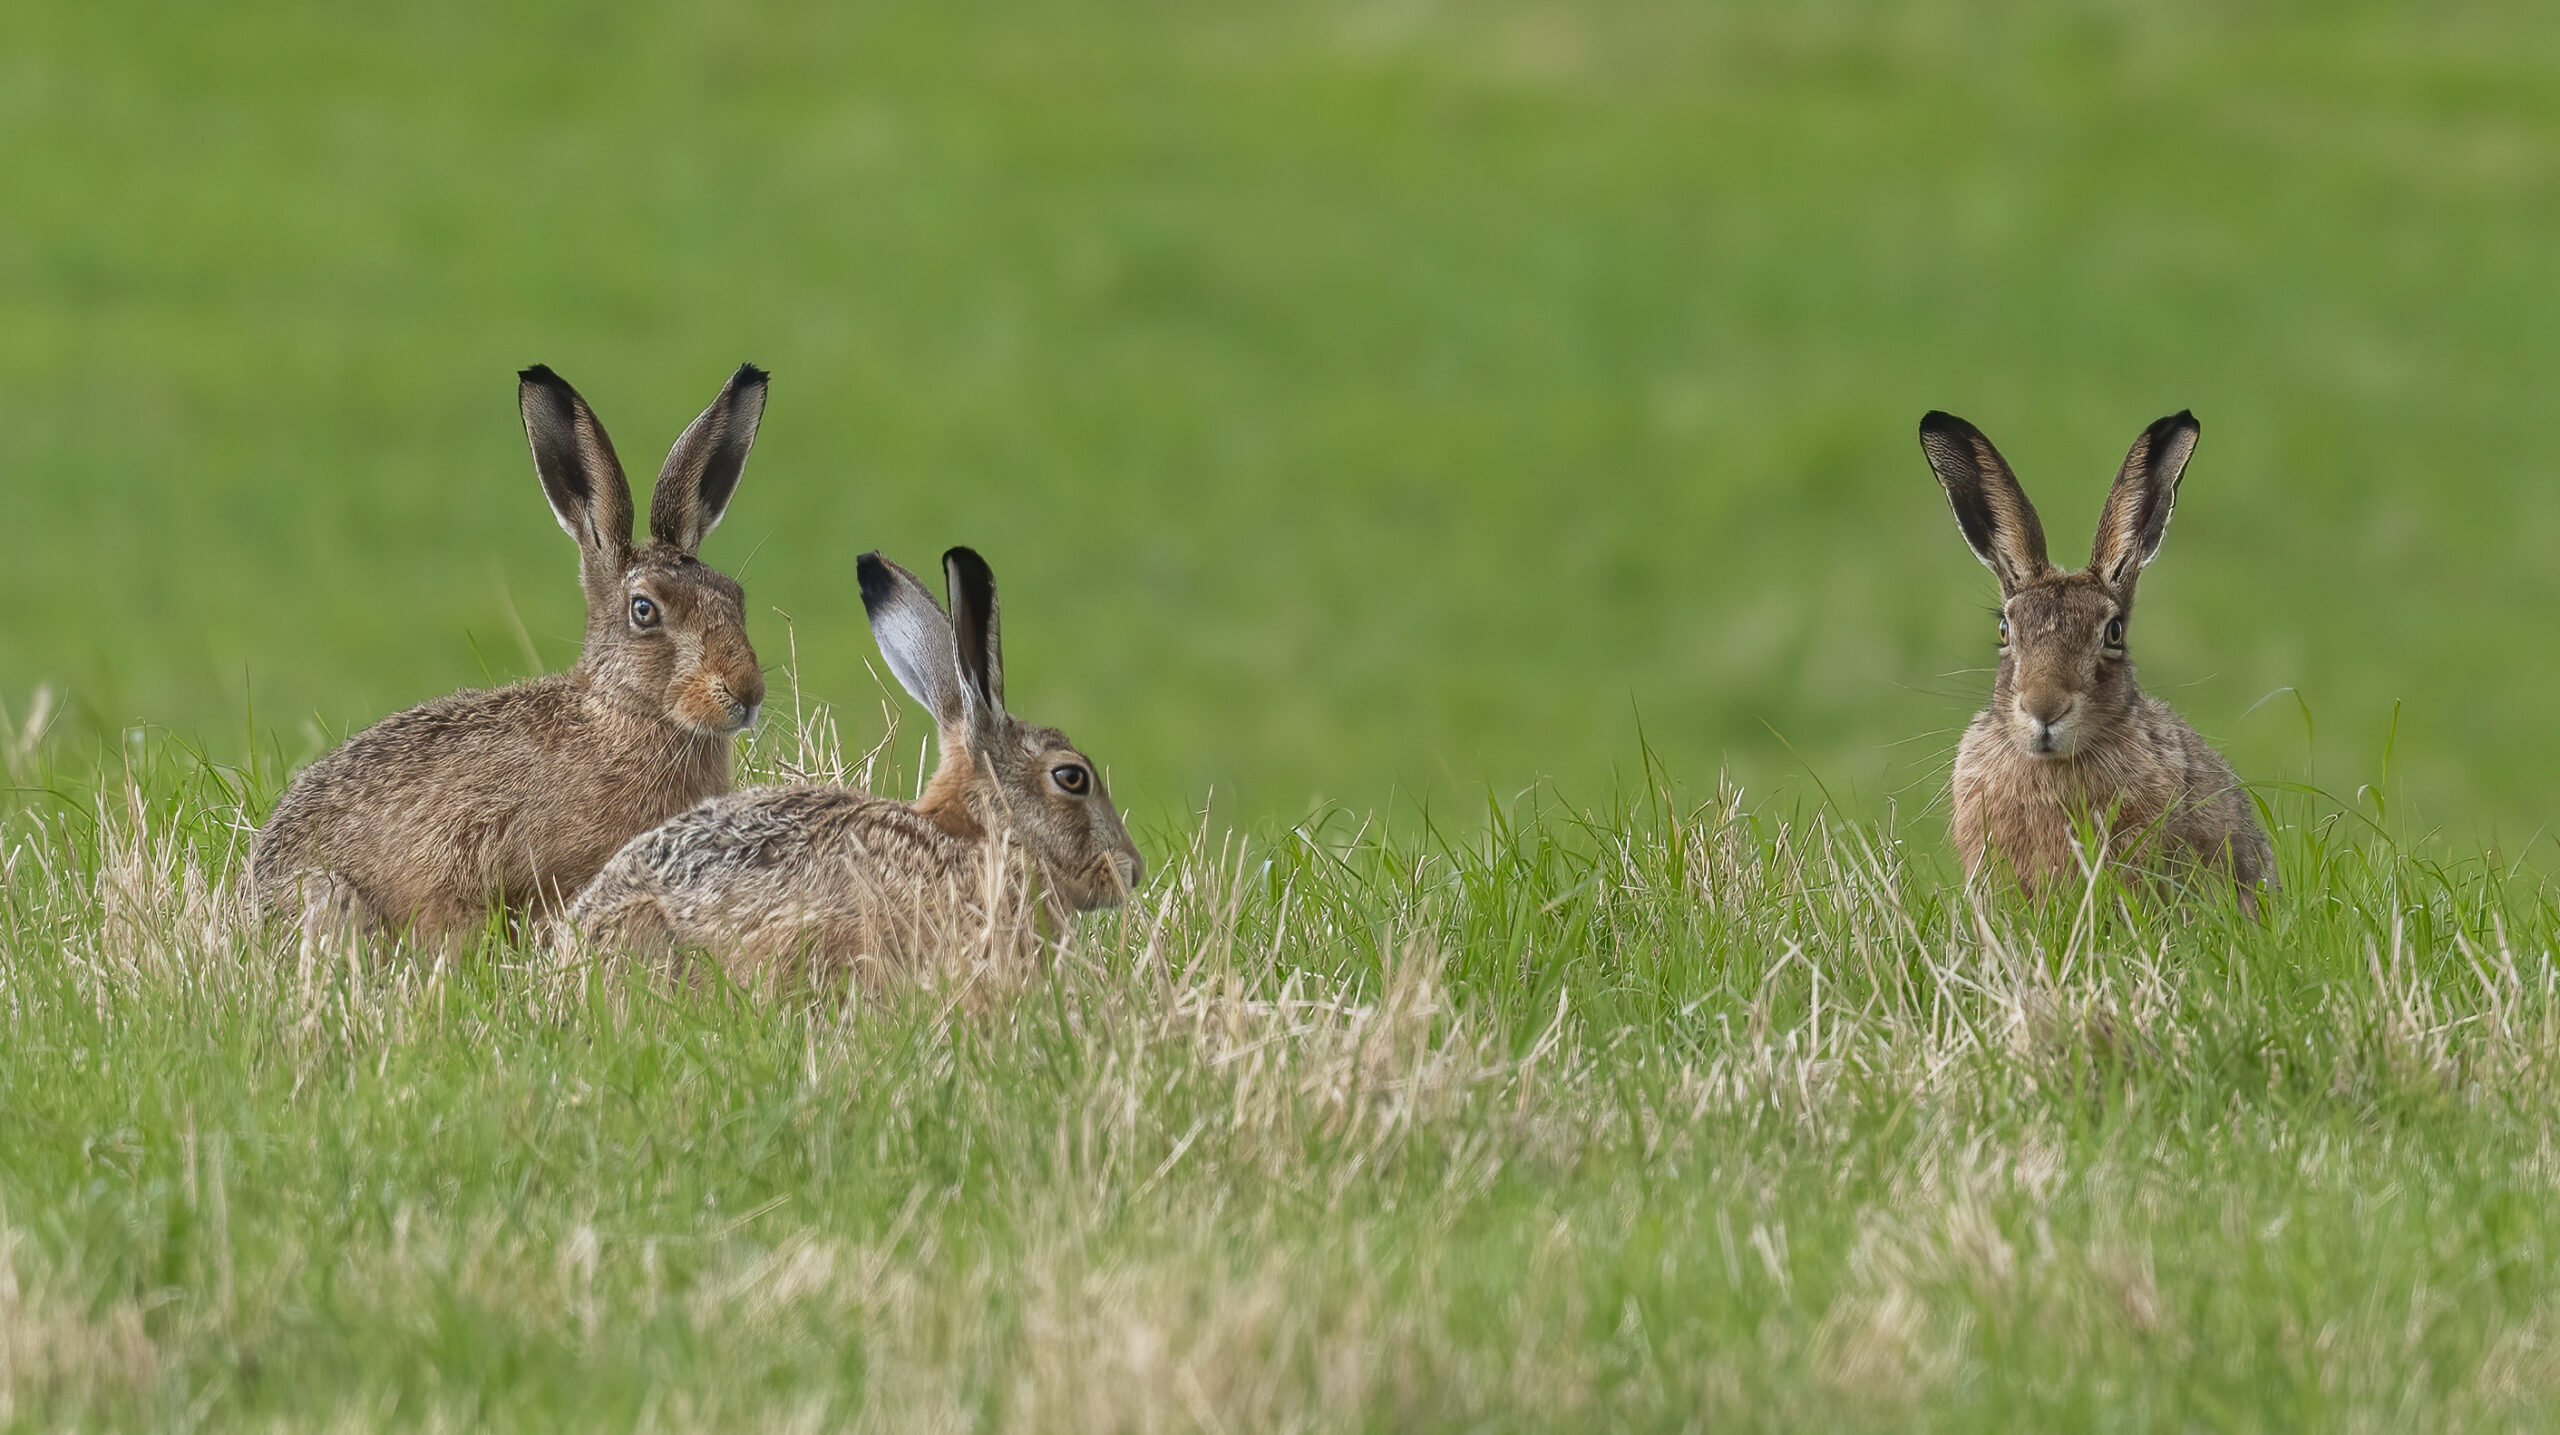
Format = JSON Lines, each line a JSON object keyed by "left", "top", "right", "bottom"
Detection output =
{"left": 1997, "top": 616, "right": 2010, "bottom": 646}
{"left": 1051, "top": 763, "right": 1090, "bottom": 795}
{"left": 630, "top": 594, "right": 660, "bottom": 629}
{"left": 2104, "top": 617, "right": 2125, "bottom": 647}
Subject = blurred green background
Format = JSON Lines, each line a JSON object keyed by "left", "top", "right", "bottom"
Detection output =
{"left": 5, "top": 0, "right": 2557, "bottom": 838}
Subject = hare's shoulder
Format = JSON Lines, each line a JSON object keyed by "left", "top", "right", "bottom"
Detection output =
{"left": 2119, "top": 696, "right": 2233, "bottom": 786}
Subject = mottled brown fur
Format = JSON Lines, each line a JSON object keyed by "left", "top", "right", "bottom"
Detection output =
{"left": 568, "top": 548, "right": 1142, "bottom": 985}
{"left": 1922, "top": 410, "right": 2274, "bottom": 910}
{"left": 251, "top": 364, "right": 771, "bottom": 944}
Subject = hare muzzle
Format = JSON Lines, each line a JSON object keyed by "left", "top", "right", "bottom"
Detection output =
{"left": 2013, "top": 691, "right": 2081, "bottom": 758}
{"left": 709, "top": 684, "right": 760, "bottom": 734}
{"left": 698, "top": 664, "right": 765, "bottom": 735}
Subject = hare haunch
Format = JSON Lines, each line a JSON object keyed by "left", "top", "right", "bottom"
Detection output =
{"left": 251, "top": 364, "right": 770, "bottom": 943}
{"left": 567, "top": 547, "right": 1142, "bottom": 982}
{"left": 1919, "top": 410, "right": 2274, "bottom": 910}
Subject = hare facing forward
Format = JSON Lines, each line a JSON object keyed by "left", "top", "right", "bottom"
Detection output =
{"left": 251, "top": 364, "right": 771, "bottom": 944}
{"left": 567, "top": 547, "right": 1142, "bottom": 983}
{"left": 1919, "top": 410, "right": 2274, "bottom": 910}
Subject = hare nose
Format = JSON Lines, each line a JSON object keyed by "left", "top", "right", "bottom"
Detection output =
{"left": 719, "top": 662, "right": 765, "bottom": 715}
{"left": 2020, "top": 694, "right": 2076, "bottom": 728}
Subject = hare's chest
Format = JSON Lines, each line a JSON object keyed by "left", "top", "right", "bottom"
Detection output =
{"left": 1955, "top": 732, "right": 2180, "bottom": 887}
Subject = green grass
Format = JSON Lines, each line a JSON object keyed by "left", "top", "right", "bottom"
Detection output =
{"left": 8, "top": 0, "right": 2560, "bottom": 833}
{"left": 7, "top": 717, "right": 2560, "bottom": 1429}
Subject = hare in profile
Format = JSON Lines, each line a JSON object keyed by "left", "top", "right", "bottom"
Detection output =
{"left": 567, "top": 546, "right": 1141, "bottom": 983}
{"left": 251, "top": 364, "right": 771, "bottom": 945}
{"left": 1919, "top": 410, "right": 2274, "bottom": 910}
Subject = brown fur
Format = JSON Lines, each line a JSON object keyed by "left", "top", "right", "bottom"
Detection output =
{"left": 567, "top": 548, "right": 1142, "bottom": 985}
{"left": 251, "top": 365, "right": 771, "bottom": 944}
{"left": 1922, "top": 410, "right": 2275, "bottom": 910}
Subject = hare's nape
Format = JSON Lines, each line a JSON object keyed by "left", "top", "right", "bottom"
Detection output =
{"left": 518, "top": 365, "right": 636, "bottom": 593}
{"left": 1918, "top": 411, "right": 2050, "bottom": 592}
{"left": 650, "top": 363, "right": 770, "bottom": 555}
{"left": 2091, "top": 411, "right": 2201, "bottom": 587}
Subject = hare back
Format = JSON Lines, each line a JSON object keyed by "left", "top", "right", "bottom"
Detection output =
{"left": 1954, "top": 693, "right": 2271, "bottom": 900}
{"left": 251, "top": 673, "right": 732, "bottom": 936}
{"left": 569, "top": 784, "right": 1040, "bottom": 981}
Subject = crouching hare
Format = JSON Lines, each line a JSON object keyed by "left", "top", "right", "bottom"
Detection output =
{"left": 1919, "top": 410, "right": 2274, "bottom": 911}
{"left": 566, "top": 547, "right": 1142, "bottom": 984}
{"left": 251, "top": 364, "right": 770, "bottom": 944}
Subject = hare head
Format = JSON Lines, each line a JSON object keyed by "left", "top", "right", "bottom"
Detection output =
{"left": 519, "top": 364, "right": 769, "bottom": 736}
{"left": 1921, "top": 410, "right": 2200, "bottom": 762}
{"left": 859, "top": 547, "right": 1143, "bottom": 909}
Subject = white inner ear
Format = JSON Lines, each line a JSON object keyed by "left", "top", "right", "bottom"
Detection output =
{"left": 872, "top": 601, "right": 954, "bottom": 715}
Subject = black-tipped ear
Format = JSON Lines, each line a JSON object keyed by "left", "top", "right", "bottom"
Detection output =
{"left": 2091, "top": 411, "right": 2199, "bottom": 588}
{"left": 859, "top": 551, "right": 964, "bottom": 726}
{"left": 942, "top": 546, "right": 1005, "bottom": 722}
{"left": 519, "top": 365, "right": 635, "bottom": 608}
{"left": 855, "top": 552, "right": 900, "bottom": 616}
{"left": 1919, "top": 411, "right": 2051, "bottom": 594}
{"left": 650, "top": 363, "right": 768, "bottom": 554}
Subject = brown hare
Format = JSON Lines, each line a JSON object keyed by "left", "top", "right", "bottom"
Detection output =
{"left": 567, "top": 546, "right": 1142, "bottom": 986}
{"left": 251, "top": 364, "right": 771, "bottom": 944}
{"left": 1919, "top": 410, "right": 2274, "bottom": 911}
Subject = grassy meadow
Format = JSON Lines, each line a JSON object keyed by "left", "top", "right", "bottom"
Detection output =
{"left": 13, "top": 721, "right": 2560, "bottom": 1429}
{"left": 11, "top": 0, "right": 2560, "bottom": 1427}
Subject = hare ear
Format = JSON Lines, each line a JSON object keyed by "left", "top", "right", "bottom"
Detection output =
{"left": 1919, "top": 412, "right": 2051, "bottom": 595}
{"left": 650, "top": 363, "right": 768, "bottom": 554}
{"left": 2091, "top": 411, "right": 2199, "bottom": 589}
{"left": 858, "top": 552, "right": 965, "bottom": 728}
{"left": 942, "top": 547, "right": 1007, "bottom": 736}
{"left": 520, "top": 365, "right": 635, "bottom": 609}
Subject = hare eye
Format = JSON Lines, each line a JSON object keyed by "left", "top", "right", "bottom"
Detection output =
{"left": 1997, "top": 616, "right": 2010, "bottom": 646}
{"left": 630, "top": 594, "right": 660, "bottom": 629}
{"left": 1051, "top": 763, "right": 1090, "bottom": 795}
{"left": 2104, "top": 617, "right": 2125, "bottom": 647}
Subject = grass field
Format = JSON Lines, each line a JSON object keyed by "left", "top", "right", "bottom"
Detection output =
{"left": 11, "top": 0, "right": 2560, "bottom": 1427}
{"left": 9, "top": 718, "right": 2560, "bottom": 1429}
